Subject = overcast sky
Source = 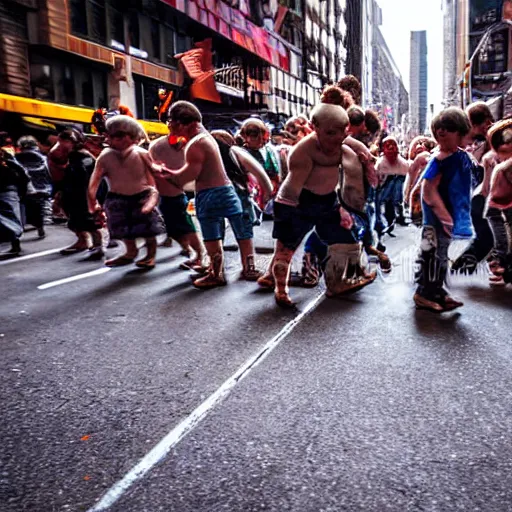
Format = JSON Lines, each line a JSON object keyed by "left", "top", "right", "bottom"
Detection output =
{"left": 377, "top": 0, "right": 444, "bottom": 110}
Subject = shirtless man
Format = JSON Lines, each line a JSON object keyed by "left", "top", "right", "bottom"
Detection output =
{"left": 88, "top": 115, "right": 164, "bottom": 268}
{"left": 152, "top": 101, "right": 257, "bottom": 289}
{"left": 149, "top": 128, "right": 206, "bottom": 270}
{"left": 264, "top": 103, "right": 376, "bottom": 307}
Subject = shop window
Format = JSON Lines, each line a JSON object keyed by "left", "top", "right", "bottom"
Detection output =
{"left": 134, "top": 76, "right": 171, "bottom": 120}
{"left": 30, "top": 63, "right": 54, "bottom": 100}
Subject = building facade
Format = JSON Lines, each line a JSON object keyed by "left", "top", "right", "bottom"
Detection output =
{"left": 443, "top": 0, "right": 512, "bottom": 116}
{"left": 0, "top": 0, "right": 366, "bottom": 134}
{"left": 409, "top": 30, "right": 428, "bottom": 135}
{"left": 356, "top": 0, "right": 408, "bottom": 133}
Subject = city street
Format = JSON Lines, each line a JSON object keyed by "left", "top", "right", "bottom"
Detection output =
{"left": 1, "top": 223, "right": 511, "bottom": 512}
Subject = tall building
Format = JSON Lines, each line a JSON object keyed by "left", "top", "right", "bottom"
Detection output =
{"left": 372, "top": 19, "right": 409, "bottom": 133}
{"left": 442, "top": 0, "right": 459, "bottom": 105}
{"left": 409, "top": 30, "right": 428, "bottom": 135}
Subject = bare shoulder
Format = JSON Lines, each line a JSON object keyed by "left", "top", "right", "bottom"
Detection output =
{"left": 133, "top": 147, "right": 149, "bottom": 160}
{"left": 96, "top": 147, "right": 114, "bottom": 162}
{"left": 344, "top": 136, "right": 369, "bottom": 156}
{"left": 482, "top": 150, "right": 497, "bottom": 167}
{"left": 496, "top": 158, "right": 512, "bottom": 175}
{"left": 149, "top": 136, "right": 166, "bottom": 152}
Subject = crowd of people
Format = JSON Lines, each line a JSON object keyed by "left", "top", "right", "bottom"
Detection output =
{"left": 1, "top": 75, "right": 511, "bottom": 312}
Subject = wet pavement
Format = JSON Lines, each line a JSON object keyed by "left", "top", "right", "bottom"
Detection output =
{"left": 1, "top": 223, "right": 511, "bottom": 511}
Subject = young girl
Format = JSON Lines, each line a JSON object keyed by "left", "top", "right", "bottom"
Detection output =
{"left": 485, "top": 118, "right": 512, "bottom": 285}
{"left": 88, "top": 116, "right": 165, "bottom": 269}
{"left": 414, "top": 108, "right": 474, "bottom": 312}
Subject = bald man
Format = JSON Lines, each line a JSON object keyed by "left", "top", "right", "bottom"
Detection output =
{"left": 261, "top": 103, "right": 376, "bottom": 307}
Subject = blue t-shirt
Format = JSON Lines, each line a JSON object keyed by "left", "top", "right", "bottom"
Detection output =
{"left": 421, "top": 150, "right": 474, "bottom": 239}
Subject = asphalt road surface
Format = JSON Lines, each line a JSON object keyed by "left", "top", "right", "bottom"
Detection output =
{"left": 1, "top": 222, "right": 511, "bottom": 512}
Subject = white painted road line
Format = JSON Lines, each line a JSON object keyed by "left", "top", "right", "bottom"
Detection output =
{"left": 38, "top": 268, "right": 111, "bottom": 290}
{"left": 0, "top": 247, "right": 69, "bottom": 266}
{"left": 87, "top": 292, "right": 325, "bottom": 512}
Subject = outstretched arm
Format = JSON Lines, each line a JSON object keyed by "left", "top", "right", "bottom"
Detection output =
{"left": 232, "top": 146, "right": 273, "bottom": 202}
{"left": 152, "top": 141, "right": 204, "bottom": 187}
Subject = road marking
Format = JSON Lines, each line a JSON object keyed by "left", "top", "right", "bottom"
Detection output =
{"left": 87, "top": 292, "right": 325, "bottom": 512}
{"left": 38, "top": 268, "right": 111, "bottom": 290}
{"left": 0, "top": 247, "right": 69, "bottom": 266}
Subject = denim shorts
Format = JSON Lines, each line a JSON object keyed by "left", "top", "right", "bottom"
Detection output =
{"left": 195, "top": 185, "right": 250, "bottom": 241}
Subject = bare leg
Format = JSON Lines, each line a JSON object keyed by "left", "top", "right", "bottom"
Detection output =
{"left": 60, "top": 231, "right": 90, "bottom": 254}
{"left": 272, "top": 241, "right": 295, "bottom": 307}
{"left": 237, "top": 238, "right": 262, "bottom": 280}
{"left": 84, "top": 230, "right": 105, "bottom": 261}
{"left": 179, "top": 233, "right": 207, "bottom": 270}
{"left": 106, "top": 239, "right": 138, "bottom": 267}
{"left": 257, "top": 250, "right": 277, "bottom": 289}
{"left": 136, "top": 237, "right": 157, "bottom": 269}
{"left": 193, "top": 240, "right": 227, "bottom": 288}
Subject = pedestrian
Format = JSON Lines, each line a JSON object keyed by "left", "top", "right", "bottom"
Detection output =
{"left": 211, "top": 129, "right": 273, "bottom": 280}
{"left": 414, "top": 107, "right": 474, "bottom": 312}
{"left": 239, "top": 118, "right": 281, "bottom": 212}
{"left": 259, "top": 103, "right": 375, "bottom": 307}
{"left": 56, "top": 129, "right": 105, "bottom": 260}
{"left": 152, "top": 101, "right": 260, "bottom": 289}
{"left": 0, "top": 140, "right": 30, "bottom": 258}
{"left": 16, "top": 136, "right": 52, "bottom": 239}
{"left": 484, "top": 118, "right": 512, "bottom": 285}
{"left": 375, "top": 136, "right": 410, "bottom": 231}
{"left": 451, "top": 102, "right": 496, "bottom": 274}
{"left": 149, "top": 125, "right": 206, "bottom": 271}
{"left": 88, "top": 115, "right": 165, "bottom": 269}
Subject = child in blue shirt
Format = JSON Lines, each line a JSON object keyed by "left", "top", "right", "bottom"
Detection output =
{"left": 414, "top": 107, "right": 474, "bottom": 312}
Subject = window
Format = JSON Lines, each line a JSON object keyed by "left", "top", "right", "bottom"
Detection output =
{"left": 70, "top": 0, "right": 87, "bottom": 37}
{"left": 134, "top": 76, "right": 172, "bottom": 120}
{"left": 69, "top": 0, "right": 106, "bottom": 44}
{"left": 128, "top": 11, "right": 140, "bottom": 48}
{"left": 30, "top": 53, "right": 107, "bottom": 108}
{"left": 30, "top": 63, "right": 54, "bottom": 100}
{"left": 108, "top": 6, "right": 124, "bottom": 46}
